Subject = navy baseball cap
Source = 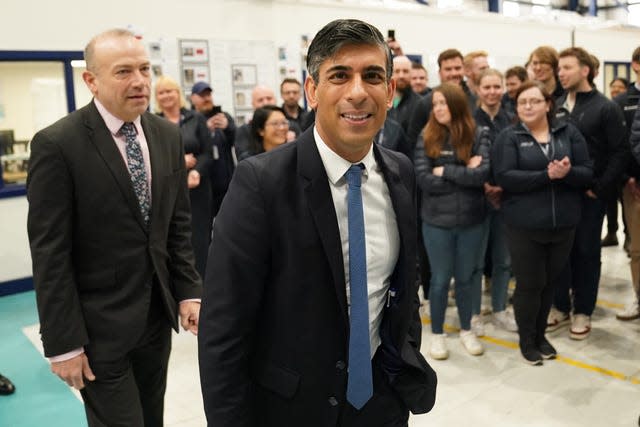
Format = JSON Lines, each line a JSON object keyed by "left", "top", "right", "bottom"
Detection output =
{"left": 191, "top": 81, "right": 212, "bottom": 94}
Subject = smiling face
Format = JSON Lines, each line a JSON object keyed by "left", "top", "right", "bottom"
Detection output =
{"left": 155, "top": 83, "right": 180, "bottom": 112}
{"left": 305, "top": 43, "right": 394, "bottom": 162}
{"left": 260, "top": 110, "right": 289, "bottom": 150}
{"left": 609, "top": 79, "right": 627, "bottom": 99}
{"left": 83, "top": 35, "right": 151, "bottom": 121}
{"left": 478, "top": 74, "right": 503, "bottom": 109}
{"left": 439, "top": 57, "right": 464, "bottom": 85}
{"left": 531, "top": 54, "right": 555, "bottom": 84}
{"left": 411, "top": 67, "right": 428, "bottom": 93}
{"left": 432, "top": 91, "right": 452, "bottom": 127}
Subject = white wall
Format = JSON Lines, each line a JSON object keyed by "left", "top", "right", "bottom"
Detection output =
{"left": 0, "top": 196, "right": 30, "bottom": 282}
{"left": 2, "top": 0, "right": 640, "bottom": 287}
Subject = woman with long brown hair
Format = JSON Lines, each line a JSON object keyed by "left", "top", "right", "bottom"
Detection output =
{"left": 415, "top": 83, "right": 491, "bottom": 360}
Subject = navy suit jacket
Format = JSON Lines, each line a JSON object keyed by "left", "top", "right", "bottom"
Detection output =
{"left": 198, "top": 128, "right": 436, "bottom": 426}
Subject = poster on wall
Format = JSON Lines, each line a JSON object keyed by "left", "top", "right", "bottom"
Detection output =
{"left": 231, "top": 64, "right": 257, "bottom": 86}
{"left": 182, "top": 65, "right": 211, "bottom": 87}
{"left": 180, "top": 40, "right": 209, "bottom": 63}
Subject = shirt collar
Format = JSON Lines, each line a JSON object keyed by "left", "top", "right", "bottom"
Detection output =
{"left": 94, "top": 98, "right": 143, "bottom": 136}
{"left": 313, "top": 126, "right": 375, "bottom": 185}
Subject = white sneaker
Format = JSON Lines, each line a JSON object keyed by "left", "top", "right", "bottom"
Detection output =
{"left": 430, "top": 334, "right": 449, "bottom": 360}
{"left": 460, "top": 329, "right": 484, "bottom": 356}
{"left": 546, "top": 307, "right": 570, "bottom": 332}
{"left": 570, "top": 314, "right": 591, "bottom": 340}
{"left": 616, "top": 298, "right": 640, "bottom": 321}
{"left": 493, "top": 309, "right": 518, "bottom": 332}
{"left": 471, "top": 314, "right": 485, "bottom": 337}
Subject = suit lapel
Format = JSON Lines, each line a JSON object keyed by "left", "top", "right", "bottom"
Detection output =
{"left": 140, "top": 112, "right": 164, "bottom": 231}
{"left": 297, "top": 130, "right": 349, "bottom": 330}
{"left": 83, "top": 102, "right": 148, "bottom": 233}
{"left": 374, "top": 145, "right": 416, "bottom": 348}
{"left": 374, "top": 145, "right": 413, "bottom": 293}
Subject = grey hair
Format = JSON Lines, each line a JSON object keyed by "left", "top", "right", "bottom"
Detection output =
{"left": 84, "top": 28, "right": 137, "bottom": 72}
{"left": 306, "top": 19, "right": 392, "bottom": 83}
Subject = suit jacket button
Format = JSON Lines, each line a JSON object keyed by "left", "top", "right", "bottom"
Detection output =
{"left": 328, "top": 396, "right": 338, "bottom": 406}
{"left": 335, "top": 360, "right": 346, "bottom": 370}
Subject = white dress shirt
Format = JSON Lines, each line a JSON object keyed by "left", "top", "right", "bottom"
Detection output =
{"left": 314, "top": 127, "right": 400, "bottom": 357}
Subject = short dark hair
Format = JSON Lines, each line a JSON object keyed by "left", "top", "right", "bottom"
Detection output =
{"left": 559, "top": 47, "right": 595, "bottom": 85}
{"left": 505, "top": 66, "right": 528, "bottom": 83}
{"left": 250, "top": 105, "right": 285, "bottom": 153}
{"left": 632, "top": 46, "right": 640, "bottom": 63}
{"left": 610, "top": 77, "right": 629, "bottom": 88}
{"left": 280, "top": 78, "right": 301, "bottom": 91}
{"left": 411, "top": 61, "right": 426, "bottom": 72}
{"left": 437, "top": 49, "right": 463, "bottom": 68}
{"left": 515, "top": 80, "right": 555, "bottom": 126}
{"left": 306, "top": 19, "right": 392, "bottom": 83}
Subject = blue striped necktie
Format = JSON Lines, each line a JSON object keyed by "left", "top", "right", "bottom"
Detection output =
{"left": 120, "top": 122, "right": 150, "bottom": 225}
{"left": 345, "top": 163, "right": 373, "bottom": 410}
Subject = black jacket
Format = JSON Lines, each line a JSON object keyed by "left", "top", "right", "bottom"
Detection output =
{"left": 407, "top": 81, "right": 477, "bottom": 156}
{"left": 158, "top": 108, "right": 212, "bottom": 177}
{"left": 415, "top": 128, "right": 490, "bottom": 228}
{"left": 375, "top": 116, "right": 412, "bottom": 160}
{"left": 474, "top": 107, "right": 513, "bottom": 144}
{"left": 388, "top": 86, "right": 420, "bottom": 133}
{"left": 492, "top": 121, "right": 593, "bottom": 230}
{"left": 614, "top": 84, "right": 640, "bottom": 179}
{"left": 554, "top": 89, "right": 627, "bottom": 199}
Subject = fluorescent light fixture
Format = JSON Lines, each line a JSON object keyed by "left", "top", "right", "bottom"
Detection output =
{"left": 71, "top": 60, "right": 86, "bottom": 68}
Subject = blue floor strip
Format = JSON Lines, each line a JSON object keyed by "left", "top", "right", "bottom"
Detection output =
{"left": 0, "top": 291, "right": 87, "bottom": 427}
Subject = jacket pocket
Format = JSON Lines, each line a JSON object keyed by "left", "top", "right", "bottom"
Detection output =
{"left": 253, "top": 362, "right": 300, "bottom": 399}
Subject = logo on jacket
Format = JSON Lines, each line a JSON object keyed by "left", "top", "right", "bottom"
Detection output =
{"left": 520, "top": 142, "right": 534, "bottom": 147}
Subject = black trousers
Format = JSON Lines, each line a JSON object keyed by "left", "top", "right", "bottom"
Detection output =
{"left": 338, "top": 351, "right": 409, "bottom": 427}
{"left": 80, "top": 289, "right": 172, "bottom": 427}
{"left": 505, "top": 225, "right": 575, "bottom": 348}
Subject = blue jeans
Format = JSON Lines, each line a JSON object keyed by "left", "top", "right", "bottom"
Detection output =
{"left": 471, "top": 211, "right": 512, "bottom": 315}
{"left": 554, "top": 195, "right": 605, "bottom": 316}
{"left": 422, "top": 221, "right": 485, "bottom": 334}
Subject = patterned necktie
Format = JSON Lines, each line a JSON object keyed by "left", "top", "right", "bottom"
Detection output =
{"left": 345, "top": 163, "right": 373, "bottom": 410}
{"left": 120, "top": 122, "right": 150, "bottom": 225}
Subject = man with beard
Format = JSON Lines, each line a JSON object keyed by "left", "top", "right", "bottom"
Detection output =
{"left": 410, "top": 62, "right": 431, "bottom": 97}
{"left": 190, "top": 81, "right": 236, "bottom": 217}
{"left": 548, "top": 47, "right": 627, "bottom": 340}
{"left": 463, "top": 50, "right": 489, "bottom": 96}
{"left": 388, "top": 55, "right": 419, "bottom": 133}
{"left": 280, "top": 77, "right": 309, "bottom": 131}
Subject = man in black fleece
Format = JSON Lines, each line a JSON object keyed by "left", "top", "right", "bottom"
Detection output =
{"left": 549, "top": 47, "right": 628, "bottom": 340}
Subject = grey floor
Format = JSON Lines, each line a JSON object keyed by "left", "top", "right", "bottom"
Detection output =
{"left": 17, "top": 227, "right": 640, "bottom": 427}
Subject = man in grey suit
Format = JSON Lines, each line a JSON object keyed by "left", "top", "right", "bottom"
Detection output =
{"left": 27, "top": 29, "right": 201, "bottom": 427}
{"left": 199, "top": 19, "right": 436, "bottom": 427}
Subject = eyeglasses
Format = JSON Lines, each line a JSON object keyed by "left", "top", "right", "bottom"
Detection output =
{"left": 517, "top": 98, "right": 546, "bottom": 108}
{"left": 266, "top": 121, "right": 290, "bottom": 128}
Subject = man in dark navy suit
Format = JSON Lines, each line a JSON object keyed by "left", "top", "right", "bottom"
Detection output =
{"left": 199, "top": 19, "right": 436, "bottom": 427}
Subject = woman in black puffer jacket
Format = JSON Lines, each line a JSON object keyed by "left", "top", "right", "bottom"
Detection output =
{"left": 415, "top": 83, "right": 490, "bottom": 361}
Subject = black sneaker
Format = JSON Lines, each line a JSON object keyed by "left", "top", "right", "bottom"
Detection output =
{"left": 538, "top": 338, "right": 557, "bottom": 360}
{"left": 521, "top": 347, "right": 543, "bottom": 366}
